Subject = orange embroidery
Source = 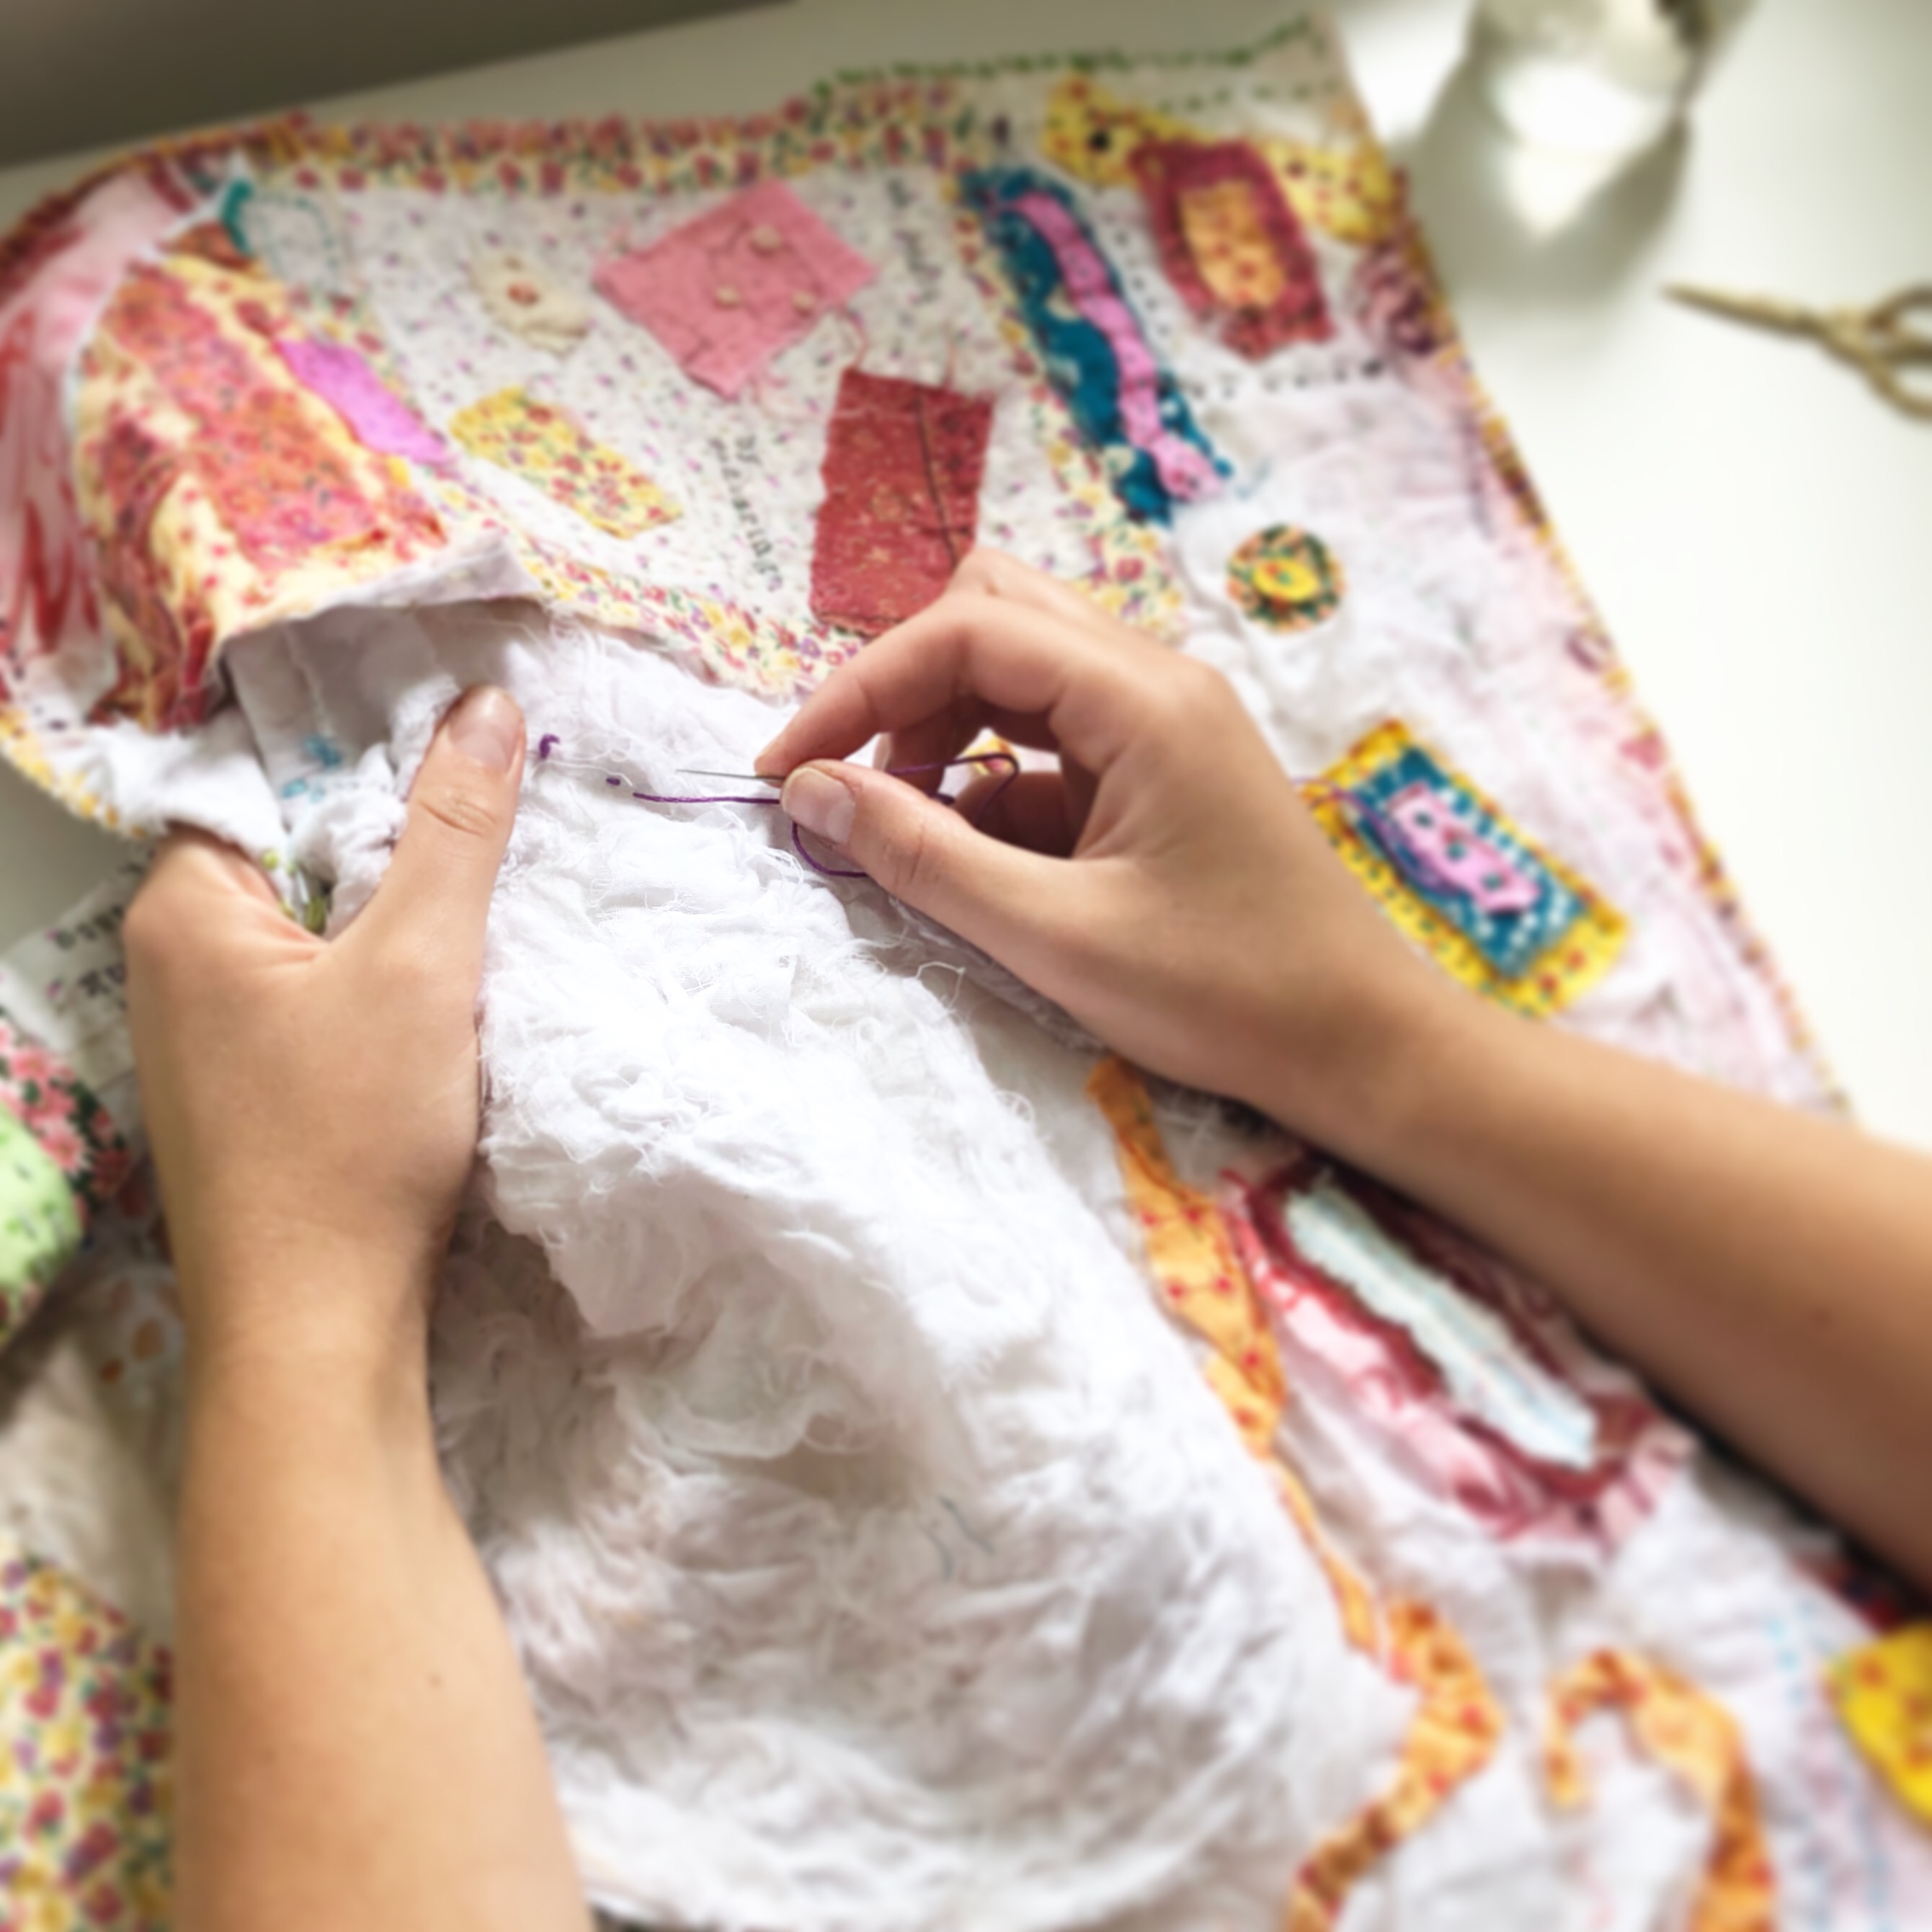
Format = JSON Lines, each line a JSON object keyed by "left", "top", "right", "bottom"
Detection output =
{"left": 1290, "top": 1601, "right": 1501, "bottom": 1932}
{"left": 1086, "top": 1054, "right": 1284, "bottom": 1441}
{"left": 1544, "top": 1650, "right": 1776, "bottom": 1931}
{"left": 1087, "top": 1056, "right": 1503, "bottom": 1928}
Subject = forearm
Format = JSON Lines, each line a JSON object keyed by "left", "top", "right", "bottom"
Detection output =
{"left": 1289, "top": 989, "right": 1932, "bottom": 1590}
{"left": 173, "top": 1276, "right": 589, "bottom": 1932}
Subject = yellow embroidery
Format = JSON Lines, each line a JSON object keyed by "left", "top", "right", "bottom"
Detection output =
{"left": 448, "top": 388, "right": 680, "bottom": 540}
{"left": 1086, "top": 1056, "right": 1503, "bottom": 1929}
{"left": 1545, "top": 1649, "right": 1776, "bottom": 1931}
{"left": 1826, "top": 1621, "right": 1932, "bottom": 1826}
{"left": 1310, "top": 721, "right": 1626, "bottom": 1019}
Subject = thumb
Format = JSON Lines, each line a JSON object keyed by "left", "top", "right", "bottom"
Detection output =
{"left": 353, "top": 685, "right": 525, "bottom": 979}
{"left": 780, "top": 760, "right": 1054, "bottom": 953}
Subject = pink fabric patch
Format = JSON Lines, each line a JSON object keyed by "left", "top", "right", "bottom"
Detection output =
{"left": 277, "top": 339, "right": 448, "bottom": 466}
{"left": 594, "top": 179, "right": 876, "bottom": 399}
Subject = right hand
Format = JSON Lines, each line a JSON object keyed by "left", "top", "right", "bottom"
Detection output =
{"left": 758, "top": 551, "right": 1451, "bottom": 1147}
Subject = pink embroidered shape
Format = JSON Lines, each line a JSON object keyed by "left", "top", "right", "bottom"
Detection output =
{"left": 276, "top": 339, "right": 448, "bottom": 466}
{"left": 1007, "top": 188, "right": 1222, "bottom": 506}
{"left": 1379, "top": 782, "right": 1541, "bottom": 914}
{"left": 594, "top": 179, "right": 876, "bottom": 399}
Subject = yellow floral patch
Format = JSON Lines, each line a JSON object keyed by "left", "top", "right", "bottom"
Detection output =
{"left": 0, "top": 1539, "right": 172, "bottom": 1928}
{"left": 1827, "top": 1622, "right": 1932, "bottom": 1826}
{"left": 448, "top": 388, "right": 681, "bottom": 540}
{"left": 1040, "top": 75, "right": 1400, "bottom": 246}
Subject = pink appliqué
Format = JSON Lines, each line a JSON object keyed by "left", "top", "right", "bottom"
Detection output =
{"left": 102, "top": 262, "right": 442, "bottom": 577}
{"left": 810, "top": 368, "right": 992, "bottom": 634}
{"left": 1379, "top": 781, "right": 1540, "bottom": 914}
{"left": 276, "top": 339, "right": 447, "bottom": 466}
{"left": 594, "top": 179, "right": 876, "bottom": 399}
{"left": 1008, "top": 188, "right": 1221, "bottom": 505}
{"left": 1134, "top": 139, "right": 1332, "bottom": 358}
{"left": 1223, "top": 1163, "right": 1688, "bottom": 1552}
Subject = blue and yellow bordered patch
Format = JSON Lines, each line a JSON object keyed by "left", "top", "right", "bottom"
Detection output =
{"left": 1309, "top": 722, "right": 1625, "bottom": 1016}
{"left": 1227, "top": 525, "right": 1344, "bottom": 632}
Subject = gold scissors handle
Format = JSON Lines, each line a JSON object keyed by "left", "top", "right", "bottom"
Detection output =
{"left": 1668, "top": 282, "right": 1932, "bottom": 420}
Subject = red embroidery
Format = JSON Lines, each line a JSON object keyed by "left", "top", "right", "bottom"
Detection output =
{"left": 809, "top": 368, "right": 992, "bottom": 635}
{"left": 0, "top": 311, "right": 99, "bottom": 669}
{"left": 1224, "top": 1160, "right": 1688, "bottom": 1549}
{"left": 1133, "top": 140, "right": 1332, "bottom": 357}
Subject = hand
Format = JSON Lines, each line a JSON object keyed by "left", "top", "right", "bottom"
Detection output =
{"left": 125, "top": 686, "right": 525, "bottom": 1378}
{"left": 759, "top": 552, "right": 1448, "bottom": 1149}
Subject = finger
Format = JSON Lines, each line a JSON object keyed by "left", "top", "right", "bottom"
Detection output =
{"left": 873, "top": 696, "right": 986, "bottom": 795}
{"left": 760, "top": 592, "right": 1162, "bottom": 780}
{"left": 956, "top": 769, "right": 1079, "bottom": 858}
{"left": 780, "top": 758, "right": 1069, "bottom": 957}
{"left": 126, "top": 834, "right": 308, "bottom": 1005}
{"left": 349, "top": 686, "right": 525, "bottom": 987}
{"left": 143, "top": 827, "right": 288, "bottom": 914}
{"left": 948, "top": 547, "right": 1139, "bottom": 644}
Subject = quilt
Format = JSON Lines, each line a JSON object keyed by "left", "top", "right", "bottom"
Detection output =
{"left": 1, "top": 18, "right": 1928, "bottom": 1930}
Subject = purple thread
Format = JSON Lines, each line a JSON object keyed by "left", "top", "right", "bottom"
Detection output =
{"left": 628, "top": 752, "right": 1022, "bottom": 881}
{"left": 537, "top": 734, "right": 561, "bottom": 761}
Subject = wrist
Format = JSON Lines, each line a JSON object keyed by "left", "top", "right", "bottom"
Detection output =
{"left": 179, "top": 1233, "right": 437, "bottom": 1435}
{"left": 1248, "top": 960, "right": 1487, "bottom": 1172}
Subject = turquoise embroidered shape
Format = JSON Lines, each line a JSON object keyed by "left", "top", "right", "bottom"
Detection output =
{"left": 962, "top": 166, "right": 1224, "bottom": 523}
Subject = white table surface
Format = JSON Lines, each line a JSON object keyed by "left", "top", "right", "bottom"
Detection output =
{"left": 4, "top": 0, "right": 1928, "bottom": 1144}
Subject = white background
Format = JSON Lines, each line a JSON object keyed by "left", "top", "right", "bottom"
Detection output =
{"left": 3, "top": 0, "right": 1928, "bottom": 1145}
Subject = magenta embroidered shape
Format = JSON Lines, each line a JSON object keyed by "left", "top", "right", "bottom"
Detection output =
{"left": 276, "top": 339, "right": 448, "bottom": 466}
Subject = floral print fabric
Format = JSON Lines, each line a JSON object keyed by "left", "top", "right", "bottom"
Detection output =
{"left": 449, "top": 387, "right": 680, "bottom": 540}
{"left": 0, "top": 1011, "right": 133, "bottom": 1225}
{"left": 0, "top": 1541, "right": 172, "bottom": 1932}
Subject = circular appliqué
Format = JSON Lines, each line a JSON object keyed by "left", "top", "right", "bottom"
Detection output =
{"left": 1227, "top": 525, "right": 1344, "bottom": 633}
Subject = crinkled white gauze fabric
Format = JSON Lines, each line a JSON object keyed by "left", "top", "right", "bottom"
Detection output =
{"left": 295, "top": 620, "right": 1362, "bottom": 1931}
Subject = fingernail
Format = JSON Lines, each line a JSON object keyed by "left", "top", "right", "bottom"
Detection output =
{"left": 781, "top": 764, "right": 856, "bottom": 847}
{"left": 448, "top": 686, "right": 522, "bottom": 774}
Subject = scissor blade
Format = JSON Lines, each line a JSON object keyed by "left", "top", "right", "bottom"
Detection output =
{"left": 1666, "top": 284, "right": 1819, "bottom": 335}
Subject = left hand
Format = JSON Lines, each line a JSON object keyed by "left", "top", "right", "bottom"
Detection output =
{"left": 125, "top": 686, "right": 525, "bottom": 1378}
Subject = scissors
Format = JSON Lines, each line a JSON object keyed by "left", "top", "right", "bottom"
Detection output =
{"left": 1667, "top": 282, "right": 1932, "bottom": 421}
